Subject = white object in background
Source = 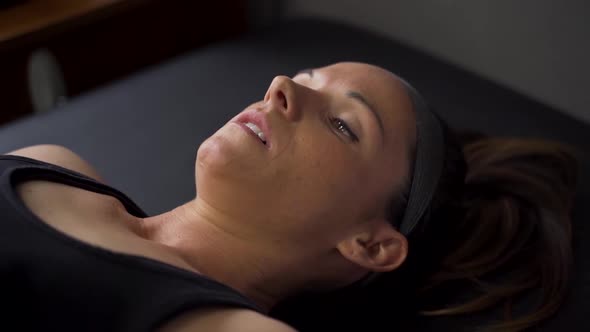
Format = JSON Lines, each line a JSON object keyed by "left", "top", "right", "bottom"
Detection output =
{"left": 28, "top": 49, "right": 68, "bottom": 114}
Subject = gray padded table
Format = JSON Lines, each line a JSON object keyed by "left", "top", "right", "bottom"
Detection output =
{"left": 0, "top": 19, "right": 588, "bottom": 331}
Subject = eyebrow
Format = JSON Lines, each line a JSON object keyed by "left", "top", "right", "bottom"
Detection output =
{"left": 346, "top": 90, "right": 385, "bottom": 144}
{"left": 296, "top": 68, "right": 385, "bottom": 144}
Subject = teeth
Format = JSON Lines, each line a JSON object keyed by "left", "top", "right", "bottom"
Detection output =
{"left": 245, "top": 122, "right": 266, "bottom": 143}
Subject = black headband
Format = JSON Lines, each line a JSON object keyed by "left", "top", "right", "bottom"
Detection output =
{"left": 358, "top": 77, "right": 445, "bottom": 287}
{"left": 394, "top": 78, "right": 445, "bottom": 236}
{"left": 355, "top": 77, "right": 446, "bottom": 288}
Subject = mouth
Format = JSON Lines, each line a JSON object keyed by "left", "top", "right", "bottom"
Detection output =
{"left": 244, "top": 122, "right": 267, "bottom": 145}
{"left": 233, "top": 110, "right": 272, "bottom": 147}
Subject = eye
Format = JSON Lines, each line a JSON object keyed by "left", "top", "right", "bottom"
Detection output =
{"left": 331, "top": 117, "right": 359, "bottom": 142}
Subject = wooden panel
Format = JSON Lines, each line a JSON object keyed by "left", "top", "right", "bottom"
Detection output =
{"left": 52, "top": 0, "right": 247, "bottom": 96}
{"left": 0, "top": 0, "right": 142, "bottom": 50}
{"left": 0, "top": 0, "right": 247, "bottom": 125}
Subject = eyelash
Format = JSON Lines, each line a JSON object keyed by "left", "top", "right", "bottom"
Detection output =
{"left": 331, "top": 117, "right": 359, "bottom": 142}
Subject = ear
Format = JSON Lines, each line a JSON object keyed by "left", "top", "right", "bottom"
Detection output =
{"left": 336, "top": 220, "right": 408, "bottom": 272}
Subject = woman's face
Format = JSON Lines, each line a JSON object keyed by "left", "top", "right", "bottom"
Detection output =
{"left": 196, "top": 62, "right": 415, "bottom": 248}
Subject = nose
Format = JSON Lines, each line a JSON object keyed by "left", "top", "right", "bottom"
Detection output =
{"left": 264, "top": 75, "right": 300, "bottom": 121}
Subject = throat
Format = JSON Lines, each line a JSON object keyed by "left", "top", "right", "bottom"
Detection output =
{"left": 140, "top": 199, "right": 295, "bottom": 311}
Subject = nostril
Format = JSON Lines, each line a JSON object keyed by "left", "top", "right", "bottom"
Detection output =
{"left": 277, "top": 90, "right": 288, "bottom": 109}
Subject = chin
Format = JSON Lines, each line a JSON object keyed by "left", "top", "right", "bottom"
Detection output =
{"left": 196, "top": 141, "right": 239, "bottom": 184}
{"left": 196, "top": 151, "right": 275, "bottom": 219}
{"left": 196, "top": 128, "right": 262, "bottom": 182}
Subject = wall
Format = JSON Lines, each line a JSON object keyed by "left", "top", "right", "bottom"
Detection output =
{"left": 284, "top": 0, "right": 590, "bottom": 123}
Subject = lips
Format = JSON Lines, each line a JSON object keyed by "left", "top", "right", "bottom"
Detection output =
{"left": 233, "top": 109, "right": 272, "bottom": 148}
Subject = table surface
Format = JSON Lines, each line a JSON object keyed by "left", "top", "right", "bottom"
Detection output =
{"left": 0, "top": 0, "right": 135, "bottom": 46}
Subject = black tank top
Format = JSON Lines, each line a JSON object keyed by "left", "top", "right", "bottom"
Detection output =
{"left": 0, "top": 155, "right": 260, "bottom": 331}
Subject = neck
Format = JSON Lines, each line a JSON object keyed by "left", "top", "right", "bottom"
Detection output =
{"left": 138, "top": 198, "right": 299, "bottom": 312}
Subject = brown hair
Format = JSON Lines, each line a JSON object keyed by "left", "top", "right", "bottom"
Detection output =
{"left": 407, "top": 127, "right": 578, "bottom": 331}
{"left": 270, "top": 124, "right": 578, "bottom": 332}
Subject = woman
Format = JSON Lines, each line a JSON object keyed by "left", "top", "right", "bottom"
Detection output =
{"left": 1, "top": 62, "right": 576, "bottom": 331}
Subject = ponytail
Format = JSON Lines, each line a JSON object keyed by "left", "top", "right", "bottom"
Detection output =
{"left": 418, "top": 133, "right": 578, "bottom": 331}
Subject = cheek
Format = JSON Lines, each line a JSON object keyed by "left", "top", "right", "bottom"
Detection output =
{"left": 278, "top": 135, "right": 367, "bottom": 219}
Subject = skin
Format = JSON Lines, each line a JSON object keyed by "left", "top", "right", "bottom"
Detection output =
{"left": 143, "top": 62, "right": 416, "bottom": 308}
{"left": 8, "top": 62, "right": 417, "bottom": 330}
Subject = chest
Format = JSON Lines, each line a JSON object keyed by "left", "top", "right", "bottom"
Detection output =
{"left": 14, "top": 180, "right": 188, "bottom": 270}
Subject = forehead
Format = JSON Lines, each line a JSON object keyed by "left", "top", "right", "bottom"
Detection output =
{"left": 319, "top": 62, "right": 401, "bottom": 91}
{"left": 317, "top": 62, "right": 413, "bottom": 117}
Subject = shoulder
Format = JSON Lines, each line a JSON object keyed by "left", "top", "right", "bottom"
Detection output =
{"left": 158, "top": 308, "right": 298, "bottom": 332}
{"left": 5, "top": 144, "right": 102, "bottom": 181}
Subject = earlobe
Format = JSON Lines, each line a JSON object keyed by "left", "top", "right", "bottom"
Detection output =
{"left": 337, "top": 221, "right": 408, "bottom": 272}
